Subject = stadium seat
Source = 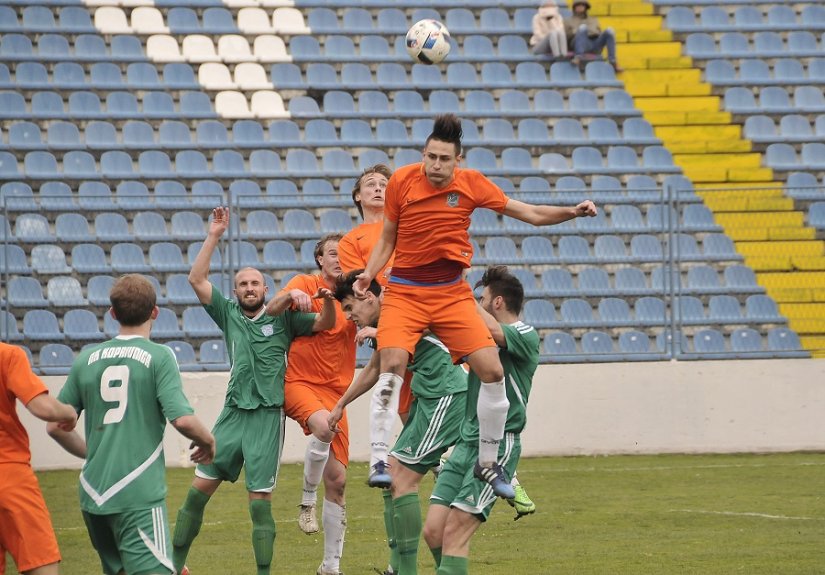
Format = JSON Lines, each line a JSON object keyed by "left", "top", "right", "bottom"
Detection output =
{"left": 64, "top": 309, "right": 104, "bottom": 342}
{"left": 111, "top": 243, "right": 151, "bottom": 273}
{"left": 523, "top": 300, "right": 557, "bottom": 329}
{"left": 542, "top": 332, "right": 579, "bottom": 362}
{"left": 166, "top": 340, "right": 199, "bottom": 371}
{"left": 745, "top": 295, "right": 783, "bottom": 322}
{"left": 582, "top": 331, "right": 620, "bottom": 360}
{"left": 693, "top": 328, "right": 727, "bottom": 358}
{"left": 171, "top": 211, "right": 206, "bottom": 241}
{"left": 8, "top": 277, "right": 48, "bottom": 307}
{"left": 200, "top": 339, "right": 230, "bottom": 371}
{"left": 0, "top": 243, "right": 30, "bottom": 274}
{"left": 151, "top": 308, "right": 184, "bottom": 340}
{"left": 48, "top": 277, "right": 87, "bottom": 306}
{"left": 24, "top": 310, "right": 62, "bottom": 341}
{"left": 39, "top": 344, "right": 74, "bottom": 376}
{"left": 32, "top": 245, "right": 72, "bottom": 274}
{"left": 149, "top": 243, "right": 188, "bottom": 272}
{"left": 619, "top": 331, "right": 659, "bottom": 360}
{"left": 183, "top": 306, "right": 222, "bottom": 338}
{"left": 95, "top": 213, "right": 132, "bottom": 242}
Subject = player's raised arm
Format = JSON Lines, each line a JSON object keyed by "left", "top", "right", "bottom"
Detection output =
{"left": 502, "top": 197, "right": 597, "bottom": 226}
{"left": 189, "top": 206, "right": 229, "bottom": 304}
{"left": 356, "top": 216, "right": 397, "bottom": 294}
{"left": 311, "top": 288, "right": 336, "bottom": 332}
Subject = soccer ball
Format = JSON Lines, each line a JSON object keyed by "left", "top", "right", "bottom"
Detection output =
{"left": 405, "top": 19, "right": 451, "bottom": 65}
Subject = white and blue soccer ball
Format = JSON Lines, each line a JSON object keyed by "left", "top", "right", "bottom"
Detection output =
{"left": 405, "top": 19, "right": 451, "bottom": 65}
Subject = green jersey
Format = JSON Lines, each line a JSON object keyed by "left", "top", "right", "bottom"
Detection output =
{"left": 58, "top": 335, "right": 194, "bottom": 514}
{"left": 408, "top": 336, "right": 468, "bottom": 399}
{"left": 460, "top": 321, "right": 540, "bottom": 441}
{"left": 204, "top": 284, "right": 316, "bottom": 409}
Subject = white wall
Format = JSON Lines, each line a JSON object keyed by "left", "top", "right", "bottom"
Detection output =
{"left": 21, "top": 358, "right": 825, "bottom": 471}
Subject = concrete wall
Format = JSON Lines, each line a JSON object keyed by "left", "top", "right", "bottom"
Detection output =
{"left": 20, "top": 358, "right": 825, "bottom": 471}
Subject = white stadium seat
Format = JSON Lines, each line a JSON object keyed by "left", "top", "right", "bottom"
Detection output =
{"left": 251, "top": 91, "right": 289, "bottom": 119}
{"left": 235, "top": 63, "right": 272, "bottom": 90}
{"left": 238, "top": 8, "right": 274, "bottom": 33}
{"left": 146, "top": 35, "right": 184, "bottom": 62}
{"left": 253, "top": 35, "right": 291, "bottom": 63}
{"left": 198, "top": 63, "right": 237, "bottom": 90}
{"left": 182, "top": 35, "right": 218, "bottom": 63}
{"left": 130, "top": 7, "right": 169, "bottom": 34}
{"left": 218, "top": 35, "right": 254, "bottom": 63}
{"left": 272, "top": 7, "right": 309, "bottom": 34}
{"left": 215, "top": 91, "right": 255, "bottom": 119}
{"left": 94, "top": 7, "right": 132, "bottom": 34}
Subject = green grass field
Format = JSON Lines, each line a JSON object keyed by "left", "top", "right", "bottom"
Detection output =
{"left": 9, "top": 453, "right": 825, "bottom": 575}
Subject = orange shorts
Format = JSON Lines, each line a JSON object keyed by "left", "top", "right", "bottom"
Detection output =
{"left": 399, "top": 371, "right": 413, "bottom": 417}
{"left": 0, "top": 463, "right": 61, "bottom": 574}
{"left": 285, "top": 382, "right": 349, "bottom": 467}
{"left": 377, "top": 280, "right": 496, "bottom": 363}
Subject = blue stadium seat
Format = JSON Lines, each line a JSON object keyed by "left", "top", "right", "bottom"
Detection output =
{"left": 523, "top": 300, "right": 556, "bottom": 328}
{"left": 598, "top": 298, "right": 633, "bottom": 326}
{"left": 320, "top": 209, "right": 352, "bottom": 233}
{"left": 593, "top": 235, "right": 628, "bottom": 262}
{"left": 0, "top": 311, "right": 22, "bottom": 342}
{"left": 8, "top": 277, "right": 48, "bottom": 307}
{"left": 522, "top": 236, "right": 555, "bottom": 265}
{"left": 729, "top": 328, "right": 769, "bottom": 358}
{"left": 483, "top": 237, "right": 518, "bottom": 264}
{"left": 111, "top": 243, "right": 151, "bottom": 273}
{"left": 341, "top": 63, "right": 372, "bottom": 89}
{"left": 746, "top": 295, "right": 783, "bottom": 322}
{"left": 542, "top": 332, "right": 578, "bottom": 361}
{"left": 615, "top": 267, "right": 648, "bottom": 295}
{"left": 200, "top": 339, "right": 230, "bottom": 371}
{"left": 72, "top": 244, "right": 110, "bottom": 274}
{"left": 88, "top": 275, "right": 115, "bottom": 306}
{"left": 619, "top": 331, "right": 659, "bottom": 360}
{"left": 767, "top": 327, "right": 807, "bottom": 357}
{"left": 0, "top": 244, "right": 30, "bottom": 274}
{"left": 166, "top": 274, "right": 198, "bottom": 305}
{"left": 39, "top": 344, "right": 74, "bottom": 375}
{"left": 149, "top": 242, "right": 187, "bottom": 272}
{"left": 233, "top": 120, "right": 266, "bottom": 145}
{"left": 24, "top": 310, "right": 62, "bottom": 341}
{"left": 152, "top": 308, "right": 184, "bottom": 339}
{"left": 171, "top": 211, "right": 205, "bottom": 241}
{"left": 282, "top": 209, "right": 317, "bottom": 238}
{"left": 95, "top": 212, "right": 132, "bottom": 242}
{"left": 117, "top": 181, "right": 151, "bottom": 209}
{"left": 133, "top": 211, "right": 168, "bottom": 241}
{"left": 703, "top": 234, "right": 740, "bottom": 259}
{"left": 0, "top": 181, "right": 36, "bottom": 210}
{"left": 183, "top": 306, "right": 222, "bottom": 338}
{"left": 675, "top": 295, "right": 706, "bottom": 325}
{"left": 582, "top": 331, "right": 619, "bottom": 360}
{"left": 693, "top": 328, "right": 727, "bottom": 358}
{"left": 558, "top": 236, "right": 592, "bottom": 262}
{"left": 560, "top": 298, "right": 595, "bottom": 327}
{"left": 64, "top": 309, "right": 103, "bottom": 342}
{"left": 225, "top": 240, "right": 260, "bottom": 268}
{"left": 85, "top": 121, "right": 118, "bottom": 150}
{"left": 166, "top": 341, "right": 199, "bottom": 371}
{"left": 188, "top": 241, "right": 222, "bottom": 270}
{"left": 263, "top": 240, "right": 298, "bottom": 269}
{"left": 635, "top": 296, "right": 666, "bottom": 325}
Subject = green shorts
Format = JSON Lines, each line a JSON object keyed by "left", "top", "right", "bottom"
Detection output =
{"left": 196, "top": 405, "right": 285, "bottom": 492}
{"left": 82, "top": 503, "right": 174, "bottom": 575}
{"left": 429, "top": 432, "right": 521, "bottom": 521}
{"left": 390, "top": 392, "right": 466, "bottom": 475}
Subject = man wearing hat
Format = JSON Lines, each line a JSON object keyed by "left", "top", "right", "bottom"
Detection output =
{"left": 564, "top": 0, "right": 623, "bottom": 72}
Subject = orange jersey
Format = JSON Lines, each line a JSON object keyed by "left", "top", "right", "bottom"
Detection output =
{"left": 281, "top": 274, "right": 357, "bottom": 393}
{"left": 0, "top": 344, "right": 48, "bottom": 465}
{"left": 384, "top": 163, "right": 509, "bottom": 269}
{"left": 338, "top": 221, "right": 394, "bottom": 286}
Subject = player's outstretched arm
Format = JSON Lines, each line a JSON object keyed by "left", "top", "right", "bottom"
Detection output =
{"left": 189, "top": 206, "right": 229, "bottom": 305}
{"left": 27, "top": 392, "right": 78, "bottom": 429}
{"left": 47, "top": 424, "right": 87, "bottom": 458}
{"left": 356, "top": 216, "right": 397, "bottom": 294}
{"left": 503, "top": 198, "right": 597, "bottom": 226}
{"left": 328, "top": 350, "right": 381, "bottom": 432}
{"left": 311, "top": 288, "right": 336, "bottom": 332}
{"left": 171, "top": 415, "right": 216, "bottom": 465}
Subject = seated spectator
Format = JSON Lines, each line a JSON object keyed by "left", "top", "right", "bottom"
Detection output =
{"left": 564, "top": 0, "right": 623, "bottom": 72}
{"left": 530, "top": 3, "right": 568, "bottom": 59}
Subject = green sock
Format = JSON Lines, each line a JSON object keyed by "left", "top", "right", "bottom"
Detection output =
{"left": 172, "top": 487, "right": 210, "bottom": 573}
{"left": 382, "top": 489, "right": 400, "bottom": 573}
{"left": 430, "top": 546, "right": 442, "bottom": 568}
{"left": 249, "top": 499, "right": 275, "bottom": 575}
{"left": 393, "top": 493, "right": 422, "bottom": 575}
{"left": 436, "top": 555, "right": 469, "bottom": 575}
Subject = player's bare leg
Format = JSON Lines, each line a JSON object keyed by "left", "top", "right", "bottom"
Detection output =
{"left": 22, "top": 563, "right": 59, "bottom": 575}
{"left": 423, "top": 503, "right": 450, "bottom": 568}
{"left": 435, "top": 509, "right": 481, "bottom": 575}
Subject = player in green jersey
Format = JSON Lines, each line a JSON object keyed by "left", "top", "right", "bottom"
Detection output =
{"left": 328, "top": 270, "right": 468, "bottom": 575}
{"left": 172, "top": 207, "right": 336, "bottom": 575}
{"left": 48, "top": 274, "right": 216, "bottom": 575}
{"left": 423, "top": 266, "right": 540, "bottom": 575}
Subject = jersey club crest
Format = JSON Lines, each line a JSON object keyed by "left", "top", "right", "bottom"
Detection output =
{"left": 446, "top": 192, "right": 459, "bottom": 207}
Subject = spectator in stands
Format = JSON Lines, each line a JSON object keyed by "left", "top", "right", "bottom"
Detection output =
{"left": 565, "top": 0, "right": 623, "bottom": 72}
{"left": 530, "top": 3, "right": 568, "bottom": 59}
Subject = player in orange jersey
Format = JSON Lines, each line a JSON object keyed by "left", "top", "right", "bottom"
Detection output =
{"left": 355, "top": 114, "right": 597, "bottom": 497}
{"left": 0, "top": 343, "right": 77, "bottom": 575}
{"left": 281, "top": 233, "right": 356, "bottom": 575}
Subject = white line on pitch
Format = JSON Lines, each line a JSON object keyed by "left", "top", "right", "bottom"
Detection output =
{"left": 670, "top": 509, "right": 825, "bottom": 521}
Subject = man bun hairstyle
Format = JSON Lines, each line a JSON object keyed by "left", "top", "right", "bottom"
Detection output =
{"left": 334, "top": 269, "right": 381, "bottom": 302}
{"left": 426, "top": 113, "right": 463, "bottom": 157}
{"left": 475, "top": 265, "right": 524, "bottom": 315}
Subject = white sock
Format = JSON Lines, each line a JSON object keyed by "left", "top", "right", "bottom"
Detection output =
{"left": 477, "top": 378, "right": 508, "bottom": 466}
{"left": 321, "top": 499, "right": 347, "bottom": 572}
{"left": 369, "top": 372, "right": 403, "bottom": 468}
{"left": 303, "top": 436, "right": 331, "bottom": 506}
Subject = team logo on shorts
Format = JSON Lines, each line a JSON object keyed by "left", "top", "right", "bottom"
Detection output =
{"left": 261, "top": 325, "right": 274, "bottom": 336}
{"left": 446, "top": 192, "right": 459, "bottom": 207}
